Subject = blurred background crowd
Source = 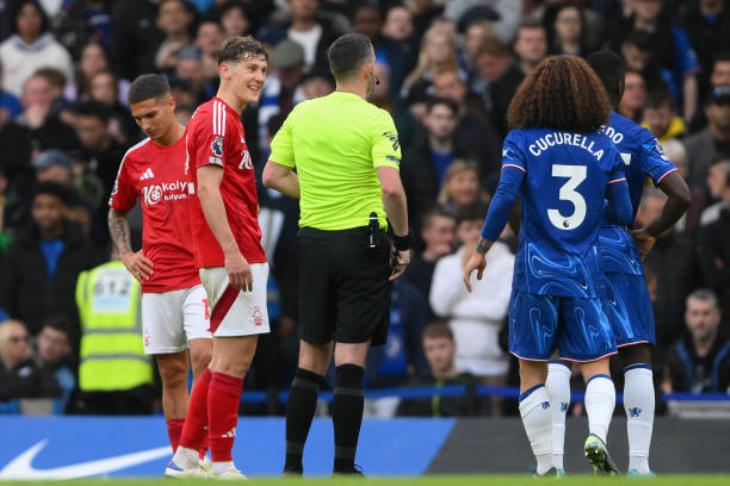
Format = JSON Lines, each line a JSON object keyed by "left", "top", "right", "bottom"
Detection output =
{"left": 0, "top": 0, "right": 729, "bottom": 417}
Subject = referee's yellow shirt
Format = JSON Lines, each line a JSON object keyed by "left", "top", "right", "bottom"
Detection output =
{"left": 269, "top": 91, "right": 402, "bottom": 231}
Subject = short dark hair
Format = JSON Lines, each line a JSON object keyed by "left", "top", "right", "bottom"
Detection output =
{"left": 34, "top": 67, "right": 67, "bottom": 88}
{"left": 41, "top": 315, "right": 72, "bottom": 338}
{"left": 422, "top": 322, "right": 454, "bottom": 341}
{"left": 587, "top": 50, "right": 626, "bottom": 108}
{"left": 128, "top": 74, "right": 171, "bottom": 105}
{"left": 508, "top": 55, "right": 611, "bottom": 133}
{"left": 645, "top": 86, "right": 675, "bottom": 111}
{"left": 12, "top": 0, "right": 49, "bottom": 36}
{"left": 217, "top": 35, "right": 267, "bottom": 65}
{"left": 422, "top": 206, "right": 455, "bottom": 230}
{"left": 34, "top": 181, "right": 72, "bottom": 206}
{"left": 426, "top": 96, "right": 458, "bottom": 115}
{"left": 622, "top": 30, "right": 653, "bottom": 52}
{"left": 713, "top": 51, "right": 730, "bottom": 66}
{"left": 455, "top": 201, "right": 486, "bottom": 225}
{"left": 327, "top": 33, "right": 374, "bottom": 81}
{"left": 72, "top": 101, "right": 111, "bottom": 122}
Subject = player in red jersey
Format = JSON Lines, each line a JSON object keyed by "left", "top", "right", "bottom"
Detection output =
{"left": 166, "top": 36, "right": 269, "bottom": 479}
{"left": 108, "top": 75, "right": 213, "bottom": 459}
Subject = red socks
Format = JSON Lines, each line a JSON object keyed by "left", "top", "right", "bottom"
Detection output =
{"left": 166, "top": 418, "right": 184, "bottom": 453}
{"left": 179, "top": 368, "right": 212, "bottom": 451}
{"left": 208, "top": 372, "right": 243, "bottom": 463}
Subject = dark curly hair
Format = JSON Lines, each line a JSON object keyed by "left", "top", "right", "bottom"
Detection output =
{"left": 507, "top": 55, "right": 611, "bottom": 133}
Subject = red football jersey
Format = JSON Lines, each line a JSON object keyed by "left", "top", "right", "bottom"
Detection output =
{"left": 186, "top": 97, "right": 266, "bottom": 268}
{"left": 109, "top": 133, "right": 200, "bottom": 293}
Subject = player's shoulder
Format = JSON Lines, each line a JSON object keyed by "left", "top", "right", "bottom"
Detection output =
{"left": 121, "top": 137, "right": 153, "bottom": 165}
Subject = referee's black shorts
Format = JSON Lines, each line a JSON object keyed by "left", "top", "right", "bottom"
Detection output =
{"left": 297, "top": 226, "right": 391, "bottom": 346}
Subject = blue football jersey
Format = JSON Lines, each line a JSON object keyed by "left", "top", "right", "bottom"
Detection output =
{"left": 488, "top": 128, "right": 630, "bottom": 299}
{"left": 599, "top": 112, "right": 677, "bottom": 275}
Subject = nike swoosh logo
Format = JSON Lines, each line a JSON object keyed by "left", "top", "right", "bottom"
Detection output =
{"left": 0, "top": 440, "right": 170, "bottom": 479}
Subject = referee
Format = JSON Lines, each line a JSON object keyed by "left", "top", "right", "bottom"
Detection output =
{"left": 262, "top": 33, "right": 410, "bottom": 475}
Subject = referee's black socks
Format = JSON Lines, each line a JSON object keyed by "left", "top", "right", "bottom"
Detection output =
{"left": 332, "top": 364, "right": 365, "bottom": 474}
{"left": 284, "top": 368, "right": 323, "bottom": 474}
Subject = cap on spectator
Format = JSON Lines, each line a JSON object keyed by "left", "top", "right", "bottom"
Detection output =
{"left": 271, "top": 40, "right": 305, "bottom": 70}
{"left": 176, "top": 44, "right": 202, "bottom": 61}
{"left": 708, "top": 86, "right": 730, "bottom": 105}
{"left": 457, "top": 6, "right": 500, "bottom": 33}
{"left": 33, "top": 150, "right": 71, "bottom": 171}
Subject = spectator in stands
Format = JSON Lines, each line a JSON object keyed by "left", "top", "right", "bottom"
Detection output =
{"left": 701, "top": 160, "right": 730, "bottom": 226}
{"left": 377, "top": 5, "right": 417, "bottom": 100}
{"left": 0, "top": 182, "right": 98, "bottom": 342}
{"left": 437, "top": 160, "right": 489, "bottom": 214}
{"left": 613, "top": 0, "right": 701, "bottom": 121}
{"left": 396, "top": 322, "right": 487, "bottom": 417}
{"left": 67, "top": 42, "right": 129, "bottom": 105}
{"left": 0, "top": 0, "right": 73, "bottom": 97}
{"left": 35, "top": 316, "right": 75, "bottom": 413}
{"left": 87, "top": 71, "right": 136, "bottom": 145}
{"left": 430, "top": 203, "right": 513, "bottom": 388}
{"left": 698, "top": 168, "right": 730, "bottom": 318}
{"left": 16, "top": 72, "right": 80, "bottom": 155}
{"left": 110, "top": 0, "right": 164, "bottom": 80}
{"left": 403, "top": 207, "right": 455, "bottom": 309}
{"left": 432, "top": 69, "right": 500, "bottom": 177}
{"left": 173, "top": 45, "right": 215, "bottom": 104}
{"left": 195, "top": 20, "right": 225, "bottom": 82}
{"left": 215, "top": 0, "right": 252, "bottom": 38}
{"left": 683, "top": 87, "right": 730, "bottom": 189}
{"left": 257, "top": 0, "right": 341, "bottom": 73}
{"left": 546, "top": 3, "right": 589, "bottom": 57}
{"left": 462, "top": 21, "right": 494, "bottom": 93}
{"left": 154, "top": 0, "right": 195, "bottom": 72}
{"left": 637, "top": 188, "right": 701, "bottom": 348}
{"left": 689, "top": 51, "right": 730, "bottom": 132}
{"left": 0, "top": 61, "right": 22, "bottom": 122}
{"left": 33, "top": 149, "right": 72, "bottom": 185}
{"left": 681, "top": 0, "right": 730, "bottom": 95}
{"left": 0, "top": 319, "right": 61, "bottom": 414}
{"left": 401, "top": 25, "right": 463, "bottom": 121}
{"left": 476, "top": 35, "right": 521, "bottom": 138}
{"left": 618, "top": 69, "right": 648, "bottom": 121}
{"left": 72, "top": 101, "right": 125, "bottom": 199}
{"left": 664, "top": 290, "right": 730, "bottom": 394}
{"left": 402, "top": 97, "right": 467, "bottom": 230}
{"left": 353, "top": 4, "right": 382, "bottom": 45}
{"left": 642, "top": 87, "right": 686, "bottom": 142}
{"left": 488, "top": 20, "right": 546, "bottom": 136}
{"left": 258, "top": 40, "right": 306, "bottom": 148}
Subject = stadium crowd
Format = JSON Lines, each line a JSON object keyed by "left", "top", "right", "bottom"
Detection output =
{"left": 0, "top": 0, "right": 729, "bottom": 417}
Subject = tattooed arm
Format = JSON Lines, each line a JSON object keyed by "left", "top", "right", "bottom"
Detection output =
{"left": 108, "top": 208, "right": 153, "bottom": 281}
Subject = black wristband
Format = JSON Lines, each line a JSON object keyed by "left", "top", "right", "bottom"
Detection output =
{"left": 393, "top": 233, "right": 411, "bottom": 251}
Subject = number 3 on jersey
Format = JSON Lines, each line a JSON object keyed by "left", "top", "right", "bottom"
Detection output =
{"left": 547, "top": 164, "right": 587, "bottom": 230}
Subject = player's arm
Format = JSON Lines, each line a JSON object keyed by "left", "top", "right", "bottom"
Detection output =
{"left": 372, "top": 112, "right": 410, "bottom": 280}
{"left": 108, "top": 208, "right": 153, "bottom": 281}
{"left": 464, "top": 167, "right": 524, "bottom": 292}
{"left": 262, "top": 161, "right": 300, "bottom": 199}
{"left": 197, "top": 165, "right": 252, "bottom": 291}
{"left": 264, "top": 109, "right": 300, "bottom": 198}
{"left": 632, "top": 139, "right": 692, "bottom": 258}
{"left": 108, "top": 160, "right": 152, "bottom": 281}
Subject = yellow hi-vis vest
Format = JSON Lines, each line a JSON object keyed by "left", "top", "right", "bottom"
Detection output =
{"left": 76, "top": 260, "right": 153, "bottom": 392}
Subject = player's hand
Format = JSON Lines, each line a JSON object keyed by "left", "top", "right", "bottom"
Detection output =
{"left": 463, "top": 251, "right": 487, "bottom": 293}
{"left": 631, "top": 228, "right": 656, "bottom": 261}
{"left": 389, "top": 249, "right": 411, "bottom": 281}
{"left": 225, "top": 251, "right": 253, "bottom": 292}
{"left": 121, "top": 251, "right": 154, "bottom": 281}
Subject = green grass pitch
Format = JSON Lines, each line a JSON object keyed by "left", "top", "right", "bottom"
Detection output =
{"left": 1, "top": 476, "right": 729, "bottom": 485}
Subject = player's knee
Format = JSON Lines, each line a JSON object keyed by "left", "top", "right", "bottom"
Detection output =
{"left": 334, "top": 363, "right": 365, "bottom": 391}
{"left": 158, "top": 359, "right": 187, "bottom": 389}
{"left": 212, "top": 357, "right": 253, "bottom": 378}
{"left": 190, "top": 348, "right": 213, "bottom": 375}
